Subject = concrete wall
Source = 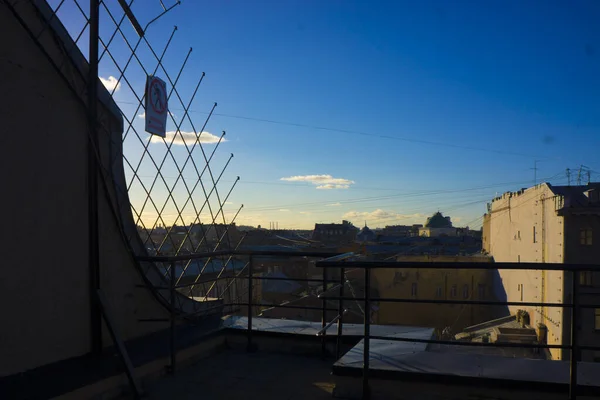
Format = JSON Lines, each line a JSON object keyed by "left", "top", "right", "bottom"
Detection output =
{"left": 484, "top": 183, "right": 600, "bottom": 360}
{"left": 482, "top": 213, "right": 491, "bottom": 253}
{"left": 486, "top": 184, "right": 566, "bottom": 359}
{"left": 373, "top": 255, "right": 495, "bottom": 333}
{"left": 0, "top": 1, "right": 168, "bottom": 377}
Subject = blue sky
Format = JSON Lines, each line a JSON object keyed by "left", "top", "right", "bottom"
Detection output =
{"left": 53, "top": 0, "right": 600, "bottom": 229}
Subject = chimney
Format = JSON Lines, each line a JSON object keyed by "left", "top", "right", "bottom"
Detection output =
{"left": 584, "top": 189, "right": 599, "bottom": 203}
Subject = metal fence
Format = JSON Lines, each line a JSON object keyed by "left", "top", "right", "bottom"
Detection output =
{"left": 316, "top": 258, "right": 600, "bottom": 400}
{"left": 135, "top": 250, "right": 347, "bottom": 375}
{"left": 135, "top": 250, "right": 600, "bottom": 400}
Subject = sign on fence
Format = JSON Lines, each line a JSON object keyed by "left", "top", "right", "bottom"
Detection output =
{"left": 144, "top": 75, "right": 168, "bottom": 137}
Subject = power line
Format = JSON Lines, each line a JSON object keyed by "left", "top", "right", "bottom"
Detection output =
{"left": 244, "top": 175, "right": 565, "bottom": 212}
{"left": 116, "top": 100, "right": 549, "bottom": 158}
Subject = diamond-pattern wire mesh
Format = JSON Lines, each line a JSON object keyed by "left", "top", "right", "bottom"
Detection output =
{"left": 44, "top": 0, "right": 246, "bottom": 311}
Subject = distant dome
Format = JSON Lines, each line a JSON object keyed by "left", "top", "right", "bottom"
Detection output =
{"left": 356, "top": 225, "right": 376, "bottom": 242}
{"left": 425, "top": 212, "right": 453, "bottom": 228}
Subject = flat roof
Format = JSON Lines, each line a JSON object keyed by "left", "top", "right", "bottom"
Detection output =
{"left": 334, "top": 338, "right": 600, "bottom": 392}
{"left": 224, "top": 316, "right": 434, "bottom": 338}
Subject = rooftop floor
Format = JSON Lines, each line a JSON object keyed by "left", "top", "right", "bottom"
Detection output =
{"left": 136, "top": 317, "right": 600, "bottom": 400}
{"left": 143, "top": 350, "right": 335, "bottom": 400}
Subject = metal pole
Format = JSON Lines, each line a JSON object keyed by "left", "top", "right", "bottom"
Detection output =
{"left": 88, "top": 0, "right": 102, "bottom": 355}
{"left": 336, "top": 267, "right": 345, "bottom": 359}
{"left": 569, "top": 270, "right": 579, "bottom": 400}
{"left": 363, "top": 268, "right": 370, "bottom": 400}
{"left": 169, "top": 261, "right": 176, "bottom": 374}
{"left": 247, "top": 255, "right": 253, "bottom": 352}
{"left": 321, "top": 266, "right": 328, "bottom": 357}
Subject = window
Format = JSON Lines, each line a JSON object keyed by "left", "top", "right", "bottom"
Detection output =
{"left": 580, "top": 272, "right": 593, "bottom": 287}
{"left": 596, "top": 309, "right": 600, "bottom": 331}
{"left": 517, "top": 284, "right": 524, "bottom": 301}
{"left": 435, "top": 287, "right": 442, "bottom": 298}
{"left": 581, "top": 228, "right": 593, "bottom": 246}
{"left": 411, "top": 282, "right": 418, "bottom": 297}
{"left": 450, "top": 284, "right": 457, "bottom": 298}
{"left": 463, "top": 284, "right": 469, "bottom": 299}
{"left": 478, "top": 284, "right": 486, "bottom": 299}
{"left": 533, "top": 226, "right": 537, "bottom": 243}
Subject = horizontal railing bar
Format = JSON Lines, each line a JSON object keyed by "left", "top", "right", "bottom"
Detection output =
{"left": 316, "top": 260, "right": 600, "bottom": 271}
{"left": 318, "top": 252, "right": 356, "bottom": 263}
{"left": 138, "top": 318, "right": 169, "bottom": 322}
{"left": 369, "top": 335, "right": 571, "bottom": 350}
{"left": 251, "top": 276, "right": 334, "bottom": 283}
{"left": 165, "top": 301, "right": 339, "bottom": 321}
{"left": 151, "top": 275, "right": 337, "bottom": 290}
{"left": 318, "top": 296, "right": 581, "bottom": 308}
{"left": 150, "top": 273, "right": 242, "bottom": 290}
{"left": 577, "top": 345, "right": 600, "bottom": 351}
{"left": 137, "top": 250, "right": 342, "bottom": 263}
{"left": 254, "top": 303, "right": 339, "bottom": 312}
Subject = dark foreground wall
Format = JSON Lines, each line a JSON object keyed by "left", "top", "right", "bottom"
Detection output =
{"left": 0, "top": 0, "right": 169, "bottom": 377}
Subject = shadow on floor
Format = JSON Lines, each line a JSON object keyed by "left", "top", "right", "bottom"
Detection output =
{"left": 142, "top": 350, "right": 335, "bottom": 400}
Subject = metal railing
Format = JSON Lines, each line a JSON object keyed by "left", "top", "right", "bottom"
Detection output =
{"left": 315, "top": 258, "right": 600, "bottom": 400}
{"left": 135, "top": 250, "right": 600, "bottom": 400}
{"left": 135, "top": 250, "right": 351, "bottom": 374}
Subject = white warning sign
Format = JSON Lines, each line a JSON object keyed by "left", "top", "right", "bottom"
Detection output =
{"left": 144, "top": 75, "right": 168, "bottom": 137}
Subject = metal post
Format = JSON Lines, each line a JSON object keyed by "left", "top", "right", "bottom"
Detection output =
{"left": 363, "top": 268, "right": 371, "bottom": 400}
{"left": 569, "top": 270, "right": 580, "bottom": 400}
{"left": 88, "top": 0, "right": 102, "bottom": 355}
{"left": 321, "top": 266, "right": 328, "bottom": 357}
{"left": 336, "top": 267, "right": 345, "bottom": 359}
{"left": 169, "top": 261, "right": 176, "bottom": 374}
{"left": 247, "top": 255, "right": 253, "bottom": 352}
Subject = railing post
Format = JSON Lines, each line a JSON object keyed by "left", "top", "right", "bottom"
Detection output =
{"left": 247, "top": 255, "right": 253, "bottom": 352}
{"left": 336, "top": 267, "right": 345, "bottom": 360}
{"left": 88, "top": 0, "right": 102, "bottom": 356}
{"left": 363, "top": 267, "right": 370, "bottom": 400}
{"left": 321, "top": 265, "right": 328, "bottom": 357}
{"left": 169, "top": 261, "right": 176, "bottom": 374}
{"left": 570, "top": 269, "right": 580, "bottom": 400}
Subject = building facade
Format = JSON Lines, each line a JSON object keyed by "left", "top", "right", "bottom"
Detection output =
{"left": 370, "top": 255, "right": 495, "bottom": 333}
{"left": 484, "top": 183, "right": 600, "bottom": 361}
{"left": 312, "top": 220, "right": 359, "bottom": 244}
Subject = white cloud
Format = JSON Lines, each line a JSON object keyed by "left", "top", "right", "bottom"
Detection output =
{"left": 280, "top": 174, "right": 354, "bottom": 190}
{"left": 225, "top": 201, "right": 234, "bottom": 205}
{"left": 326, "top": 202, "right": 342, "bottom": 207}
{"left": 316, "top": 184, "right": 350, "bottom": 190}
{"left": 342, "top": 209, "right": 426, "bottom": 224}
{"left": 279, "top": 209, "right": 290, "bottom": 212}
{"left": 150, "top": 131, "right": 225, "bottom": 146}
{"left": 99, "top": 76, "right": 121, "bottom": 92}
{"left": 299, "top": 211, "right": 312, "bottom": 215}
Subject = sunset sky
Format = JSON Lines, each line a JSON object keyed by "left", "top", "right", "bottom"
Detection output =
{"left": 52, "top": 0, "right": 600, "bottom": 229}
